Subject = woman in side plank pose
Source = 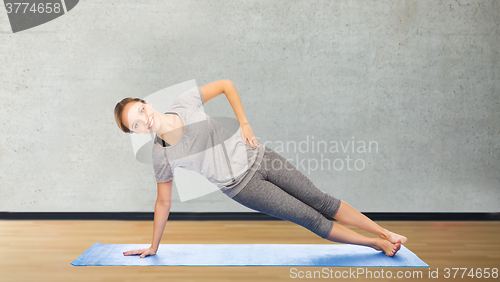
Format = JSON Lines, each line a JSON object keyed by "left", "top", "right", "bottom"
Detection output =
{"left": 114, "top": 79, "right": 407, "bottom": 258}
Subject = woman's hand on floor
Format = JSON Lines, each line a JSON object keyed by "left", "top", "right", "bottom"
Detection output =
{"left": 123, "top": 247, "right": 156, "bottom": 258}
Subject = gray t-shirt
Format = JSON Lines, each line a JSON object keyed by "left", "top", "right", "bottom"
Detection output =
{"left": 152, "top": 87, "right": 265, "bottom": 197}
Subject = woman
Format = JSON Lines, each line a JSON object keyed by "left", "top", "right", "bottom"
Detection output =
{"left": 114, "top": 79, "right": 407, "bottom": 258}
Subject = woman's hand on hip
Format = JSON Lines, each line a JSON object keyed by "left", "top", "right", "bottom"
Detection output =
{"left": 240, "top": 123, "right": 259, "bottom": 148}
{"left": 123, "top": 246, "right": 156, "bottom": 258}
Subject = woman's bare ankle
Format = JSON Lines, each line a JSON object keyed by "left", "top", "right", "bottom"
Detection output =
{"left": 379, "top": 228, "right": 408, "bottom": 244}
{"left": 378, "top": 228, "right": 391, "bottom": 241}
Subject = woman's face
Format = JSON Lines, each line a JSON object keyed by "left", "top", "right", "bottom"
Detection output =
{"left": 122, "top": 100, "right": 160, "bottom": 134}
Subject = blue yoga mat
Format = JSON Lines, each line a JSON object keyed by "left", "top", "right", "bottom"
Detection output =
{"left": 71, "top": 242, "right": 428, "bottom": 267}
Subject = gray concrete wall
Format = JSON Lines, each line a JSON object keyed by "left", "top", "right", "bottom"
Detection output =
{"left": 0, "top": 0, "right": 498, "bottom": 212}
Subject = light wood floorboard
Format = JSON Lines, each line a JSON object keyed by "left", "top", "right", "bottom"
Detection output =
{"left": 1, "top": 221, "right": 499, "bottom": 281}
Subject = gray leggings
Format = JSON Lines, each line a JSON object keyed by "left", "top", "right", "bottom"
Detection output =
{"left": 232, "top": 146, "right": 342, "bottom": 239}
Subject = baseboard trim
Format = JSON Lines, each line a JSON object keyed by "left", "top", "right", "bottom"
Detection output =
{"left": 0, "top": 212, "right": 498, "bottom": 221}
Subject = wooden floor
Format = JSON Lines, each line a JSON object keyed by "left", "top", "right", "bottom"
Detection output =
{"left": 0, "top": 220, "right": 499, "bottom": 282}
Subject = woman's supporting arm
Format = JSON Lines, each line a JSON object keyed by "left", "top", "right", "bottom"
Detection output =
{"left": 150, "top": 202, "right": 171, "bottom": 253}
{"left": 151, "top": 180, "right": 173, "bottom": 252}
{"left": 123, "top": 180, "right": 173, "bottom": 258}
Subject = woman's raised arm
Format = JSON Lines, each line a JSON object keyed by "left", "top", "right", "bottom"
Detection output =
{"left": 200, "top": 80, "right": 259, "bottom": 148}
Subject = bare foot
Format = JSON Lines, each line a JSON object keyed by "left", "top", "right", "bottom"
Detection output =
{"left": 380, "top": 228, "right": 407, "bottom": 244}
{"left": 372, "top": 239, "right": 401, "bottom": 257}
